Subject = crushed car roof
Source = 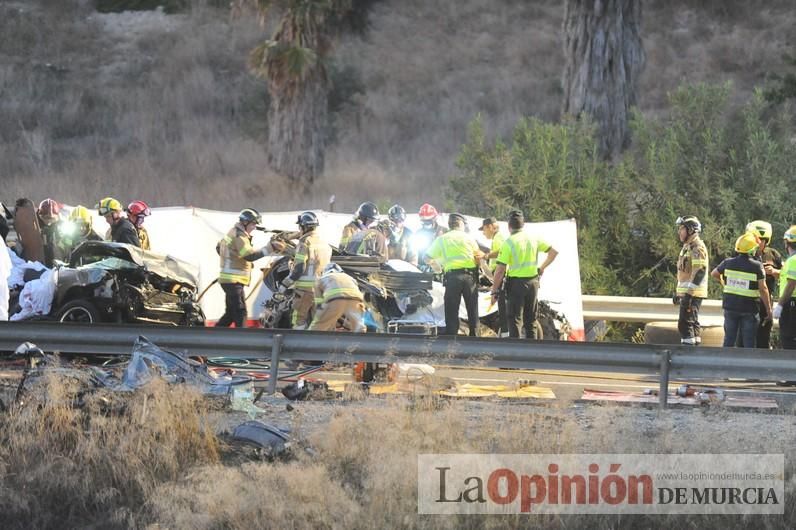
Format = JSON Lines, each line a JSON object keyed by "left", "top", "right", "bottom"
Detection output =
{"left": 69, "top": 241, "right": 200, "bottom": 287}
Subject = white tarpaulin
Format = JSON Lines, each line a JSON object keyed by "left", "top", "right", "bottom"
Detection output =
{"left": 81, "top": 208, "right": 585, "bottom": 340}
{"left": 0, "top": 238, "right": 11, "bottom": 321}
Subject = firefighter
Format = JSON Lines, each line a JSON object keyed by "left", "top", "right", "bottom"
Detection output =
{"left": 97, "top": 197, "right": 140, "bottom": 247}
{"left": 308, "top": 263, "right": 365, "bottom": 332}
{"left": 773, "top": 226, "right": 796, "bottom": 350}
{"left": 490, "top": 211, "right": 558, "bottom": 339}
{"left": 340, "top": 202, "right": 379, "bottom": 249}
{"left": 345, "top": 218, "right": 390, "bottom": 261}
{"left": 37, "top": 198, "right": 62, "bottom": 267}
{"left": 480, "top": 216, "right": 508, "bottom": 335}
{"left": 710, "top": 232, "right": 771, "bottom": 348}
{"left": 216, "top": 208, "right": 270, "bottom": 328}
{"left": 425, "top": 213, "right": 484, "bottom": 336}
{"left": 283, "top": 211, "right": 332, "bottom": 329}
{"left": 56, "top": 205, "right": 102, "bottom": 261}
{"left": 673, "top": 215, "right": 709, "bottom": 345}
{"left": 126, "top": 200, "right": 152, "bottom": 251}
{"left": 745, "top": 220, "right": 782, "bottom": 348}
{"left": 412, "top": 203, "right": 447, "bottom": 267}
{"left": 386, "top": 204, "right": 417, "bottom": 264}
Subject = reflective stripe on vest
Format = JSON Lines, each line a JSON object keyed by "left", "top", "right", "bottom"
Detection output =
{"left": 219, "top": 233, "right": 252, "bottom": 285}
{"left": 722, "top": 269, "right": 759, "bottom": 298}
{"left": 438, "top": 231, "right": 477, "bottom": 272}
{"left": 505, "top": 233, "right": 539, "bottom": 278}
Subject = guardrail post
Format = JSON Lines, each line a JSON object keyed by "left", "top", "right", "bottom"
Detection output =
{"left": 268, "top": 334, "right": 283, "bottom": 395}
{"left": 659, "top": 349, "right": 671, "bottom": 409}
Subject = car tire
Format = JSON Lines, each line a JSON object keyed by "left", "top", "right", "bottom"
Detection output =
{"left": 57, "top": 300, "right": 101, "bottom": 324}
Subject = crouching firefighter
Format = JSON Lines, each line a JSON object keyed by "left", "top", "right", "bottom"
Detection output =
{"left": 282, "top": 212, "right": 332, "bottom": 330}
{"left": 309, "top": 263, "right": 365, "bottom": 332}
{"left": 216, "top": 208, "right": 269, "bottom": 327}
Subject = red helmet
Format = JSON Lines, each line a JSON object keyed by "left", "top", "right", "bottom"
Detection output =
{"left": 127, "top": 200, "right": 151, "bottom": 217}
{"left": 38, "top": 198, "right": 61, "bottom": 224}
{"left": 418, "top": 203, "right": 438, "bottom": 221}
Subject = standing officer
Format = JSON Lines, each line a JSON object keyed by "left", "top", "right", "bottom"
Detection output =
{"left": 282, "top": 212, "right": 332, "bottom": 329}
{"left": 490, "top": 211, "right": 558, "bottom": 339}
{"left": 773, "top": 226, "right": 796, "bottom": 350}
{"left": 674, "top": 215, "right": 709, "bottom": 345}
{"left": 425, "top": 213, "right": 484, "bottom": 336}
{"left": 216, "top": 208, "right": 269, "bottom": 327}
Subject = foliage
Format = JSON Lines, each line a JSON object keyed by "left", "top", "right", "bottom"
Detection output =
{"left": 764, "top": 51, "right": 796, "bottom": 104}
{"left": 451, "top": 83, "right": 796, "bottom": 298}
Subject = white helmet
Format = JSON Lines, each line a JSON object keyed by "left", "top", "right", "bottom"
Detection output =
{"left": 323, "top": 262, "right": 343, "bottom": 276}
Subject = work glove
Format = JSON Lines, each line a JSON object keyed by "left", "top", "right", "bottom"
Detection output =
{"left": 773, "top": 304, "right": 783, "bottom": 320}
{"left": 672, "top": 294, "right": 680, "bottom": 306}
{"left": 281, "top": 277, "right": 295, "bottom": 289}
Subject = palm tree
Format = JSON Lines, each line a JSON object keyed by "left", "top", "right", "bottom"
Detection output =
{"left": 246, "top": 0, "right": 353, "bottom": 190}
{"left": 562, "top": 0, "right": 645, "bottom": 160}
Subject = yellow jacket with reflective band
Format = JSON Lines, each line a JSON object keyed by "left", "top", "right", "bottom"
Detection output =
{"left": 218, "top": 223, "right": 256, "bottom": 285}
{"left": 339, "top": 219, "right": 364, "bottom": 249}
{"left": 314, "top": 272, "right": 363, "bottom": 304}
{"left": 137, "top": 226, "right": 150, "bottom": 251}
{"left": 779, "top": 253, "right": 796, "bottom": 299}
{"left": 722, "top": 269, "right": 760, "bottom": 298}
{"left": 488, "top": 232, "right": 505, "bottom": 271}
{"left": 497, "top": 231, "right": 551, "bottom": 278}
{"left": 425, "top": 229, "right": 479, "bottom": 272}
{"left": 676, "top": 235, "right": 708, "bottom": 298}
{"left": 293, "top": 231, "right": 332, "bottom": 290}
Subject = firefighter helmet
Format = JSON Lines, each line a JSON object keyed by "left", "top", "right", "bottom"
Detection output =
{"left": 676, "top": 215, "right": 701, "bottom": 234}
{"left": 388, "top": 204, "right": 406, "bottom": 223}
{"left": 735, "top": 232, "right": 760, "bottom": 256}
{"left": 745, "top": 220, "right": 772, "bottom": 242}
{"left": 356, "top": 202, "right": 379, "bottom": 223}
{"left": 68, "top": 205, "right": 93, "bottom": 228}
{"left": 418, "top": 203, "right": 438, "bottom": 222}
{"left": 783, "top": 226, "right": 796, "bottom": 244}
{"left": 239, "top": 208, "right": 262, "bottom": 225}
{"left": 38, "top": 198, "right": 61, "bottom": 224}
{"left": 297, "top": 211, "right": 319, "bottom": 229}
{"left": 127, "top": 200, "right": 151, "bottom": 218}
{"left": 97, "top": 197, "right": 123, "bottom": 216}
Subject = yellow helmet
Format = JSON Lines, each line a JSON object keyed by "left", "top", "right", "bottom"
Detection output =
{"left": 68, "top": 205, "right": 93, "bottom": 228}
{"left": 96, "top": 197, "right": 122, "bottom": 216}
{"left": 784, "top": 226, "right": 796, "bottom": 244}
{"left": 745, "top": 220, "right": 772, "bottom": 242}
{"left": 734, "top": 232, "right": 760, "bottom": 255}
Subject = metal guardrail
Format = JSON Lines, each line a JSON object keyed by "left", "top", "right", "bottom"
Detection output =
{"left": 582, "top": 295, "right": 724, "bottom": 325}
{"left": 0, "top": 321, "right": 793, "bottom": 407}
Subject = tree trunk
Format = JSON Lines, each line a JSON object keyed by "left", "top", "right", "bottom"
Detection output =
{"left": 562, "top": 0, "right": 645, "bottom": 159}
{"left": 267, "top": 70, "right": 329, "bottom": 190}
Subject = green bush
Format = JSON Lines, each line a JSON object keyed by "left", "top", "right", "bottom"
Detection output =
{"left": 450, "top": 82, "right": 796, "bottom": 300}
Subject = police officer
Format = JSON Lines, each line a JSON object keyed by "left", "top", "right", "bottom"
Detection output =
{"left": 216, "top": 208, "right": 269, "bottom": 327}
{"left": 340, "top": 202, "right": 378, "bottom": 249}
{"left": 425, "top": 213, "right": 484, "bottom": 336}
{"left": 710, "top": 232, "right": 771, "bottom": 348}
{"left": 309, "top": 263, "right": 365, "bottom": 332}
{"left": 283, "top": 211, "right": 332, "bottom": 329}
{"left": 674, "top": 215, "right": 709, "bottom": 345}
{"left": 480, "top": 216, "right": 507, "bottom": 335}
{"left": 773, "top": 226, "right": 796, "bottom": 350}
{"left": 490, "top": 211, "right": 558, "bottom": 339}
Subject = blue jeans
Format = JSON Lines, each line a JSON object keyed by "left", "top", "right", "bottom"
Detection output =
{"left": 723, "top": 309, "right": 759, "bottom": 347}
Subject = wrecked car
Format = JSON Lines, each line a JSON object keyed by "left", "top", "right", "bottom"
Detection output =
{"left": 10, "top": 241, "right": 205, "bottom": 326}
{"left": 257, "top": 239, "right": 570, "bottom": 338}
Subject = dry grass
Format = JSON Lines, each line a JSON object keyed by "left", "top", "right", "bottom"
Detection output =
{"left": 1, "top": 0, "right": 795, "bottom": 212}
{"left": 0, "top": 376, "right": 219, "bottom": 529}
{"left": 0, "top": 372, "right": 794, "bottom": 528}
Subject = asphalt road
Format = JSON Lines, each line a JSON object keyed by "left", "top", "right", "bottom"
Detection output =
{"left": 314, "top": 364, "right": 796, "bottom": 410}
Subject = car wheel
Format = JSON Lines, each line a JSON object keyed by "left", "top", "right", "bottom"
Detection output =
{"left": 57, "top": 300, "right": 101, "bottom": 324}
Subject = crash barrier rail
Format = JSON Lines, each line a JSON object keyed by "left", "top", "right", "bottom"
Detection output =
{"left": 582, "top": 295, "right": 723, "bottom": 324}
{"left": 0, "top": 321, "right": 794, "bottom": 408}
